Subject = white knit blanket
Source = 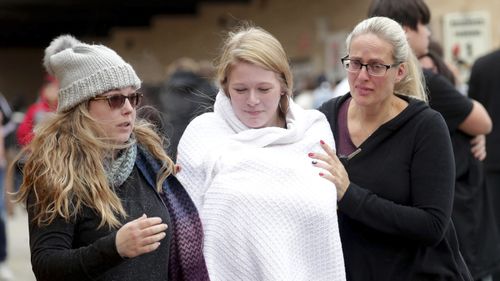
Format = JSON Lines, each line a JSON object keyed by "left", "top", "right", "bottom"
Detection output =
{"left": 177, "top": 92, "right": 345, "bottom": 281}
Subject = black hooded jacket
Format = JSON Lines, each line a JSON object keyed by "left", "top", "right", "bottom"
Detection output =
{"left": 319, "top": 94, "right": 472, "bottom": 281}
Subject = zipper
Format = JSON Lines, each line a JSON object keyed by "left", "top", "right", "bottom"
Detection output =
{"left": 347, "top": 148, "right": 361, "bottom": 160}
{"left": 339, "top": 148, "right": 361, "bottom": 167}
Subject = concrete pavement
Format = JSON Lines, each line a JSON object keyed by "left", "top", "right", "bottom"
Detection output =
{"left": 6, "top": 205, "right": 36, "bottom": 281}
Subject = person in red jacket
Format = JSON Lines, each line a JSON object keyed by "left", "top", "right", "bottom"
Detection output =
{"left": 16, "top": 74, "right": 58, "bottom": 146}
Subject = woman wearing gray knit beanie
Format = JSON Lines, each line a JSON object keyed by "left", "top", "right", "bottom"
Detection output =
{"left": 13, "top": 35, "right": 209, "bottom": 281}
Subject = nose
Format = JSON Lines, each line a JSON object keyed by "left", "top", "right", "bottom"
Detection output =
{"left": 247, "top": 91, "right": 260, "bottom": 106}
{"left": 357, "top": 65, "right": 370, "bottom": 79}
{"left": 121, "top": 97, "right": 134, "bottom": 114}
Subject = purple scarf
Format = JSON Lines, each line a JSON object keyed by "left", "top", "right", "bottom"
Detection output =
{"left": 136, "top": 146, "right": 209, "bottom": 281}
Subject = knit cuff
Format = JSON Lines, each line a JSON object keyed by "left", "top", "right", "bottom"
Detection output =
{"left": 58, "top": 64, "right": 141, "bottom": 112}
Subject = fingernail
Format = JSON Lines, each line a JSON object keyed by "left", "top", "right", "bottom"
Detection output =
{"left": 312, "top": 160, "right": 317, "bottom": 165}
{"left": 319, "top": 172, "right": 324, "bottom": 176}
{"left": 308, "top": 152, "right": 314, "bottom": 157}
{"left": 320, "top": 140, "right": 325, "bottom": 145}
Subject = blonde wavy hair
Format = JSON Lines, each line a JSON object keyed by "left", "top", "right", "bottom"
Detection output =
{"left": 14, "top": 103, "right": 174, "bottom": 229}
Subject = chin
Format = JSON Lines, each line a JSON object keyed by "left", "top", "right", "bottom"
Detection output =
{"left": 244, "top": 122, "right": 264, "bottom": 129}
{"left": 112, "top": 135, "right": 132, "bottom": 144}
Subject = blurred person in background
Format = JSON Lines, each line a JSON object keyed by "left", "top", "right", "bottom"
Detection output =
{"left": 419, "top": 40, "right": 459, "bottom": 88}
{"left": 16, "top": 74, "right": 58, "bottom": 147}
{"left": 159, "top": 57, "right": 217, "bottom": 159}
{"left": 469, "top": 48, "right": 500, "bottom": 281}
{"left": 12, "top": 75, "right": 59, "bottom": 196}
{"left": 331, "top": 77, "right": 350, "bottom": 100}
{"left": 1, "top": 96, "right": 26, "bottom": 217}
{"left": 293, "top": 74, "right": 317, "bottom": 109}
{"left": 0, "top": 108, "right": 13, "bottom": 281}
{"left": 312, "top": 74, "right": 335, "bottom": 109}
{"left": 0, "top": 95, "right": 15, "bottom": 142}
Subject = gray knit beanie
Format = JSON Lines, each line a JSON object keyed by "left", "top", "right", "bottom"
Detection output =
{"left": 43, "top": 35, "right": 141, "bottom": 112}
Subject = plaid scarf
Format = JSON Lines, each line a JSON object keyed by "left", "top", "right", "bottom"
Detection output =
{"left": 135, "top": 145, "right": 209, "bottom": 281}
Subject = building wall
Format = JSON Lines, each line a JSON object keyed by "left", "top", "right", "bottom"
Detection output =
{"left": 1, "top": 0, "right": 499, "bottom": 104}
{"left": 100, "top": 0, "right": 500, "bottom": 86}
{"left": 111, "top": 0, "right": 371, "bottom": 85}
{"left": 428, "top": 0, "right": 500, "bottom": 42}
{"left": 0, "top": 48, "right": 45, "bottom": 109}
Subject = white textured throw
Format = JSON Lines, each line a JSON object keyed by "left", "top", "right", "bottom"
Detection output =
{"left": 177, "top": 92, "right": 345, "bottom": 281}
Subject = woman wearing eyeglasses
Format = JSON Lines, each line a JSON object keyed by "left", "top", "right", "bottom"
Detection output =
{"left": 312, "top": 17, "right": 472, "bottom": 280}
{"left": 14, "top": 35, "right": 209, "bottom": 281}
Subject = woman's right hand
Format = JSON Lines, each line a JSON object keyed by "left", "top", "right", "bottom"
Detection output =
{"left": 309, "top": 140, "right": 351, "bottom": 201}
{"left": 115, "top": 214, "right": 168, "bottom": 258}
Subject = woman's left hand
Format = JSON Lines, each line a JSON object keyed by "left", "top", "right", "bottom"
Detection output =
{"left": 309, "top": 140, "right": 350, "bottom": 201}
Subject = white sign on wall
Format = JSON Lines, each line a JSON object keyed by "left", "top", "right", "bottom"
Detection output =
{"left": 442, "top": 11, "right": 491, "bottom": 69}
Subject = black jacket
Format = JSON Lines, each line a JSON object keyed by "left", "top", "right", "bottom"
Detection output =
{"left": 468, "top": 49, "right": 500, "bottom": 171}
{"left": 425, "top": 69, "right": 500, "bottom": 278}
{"left": 28, "top": 156, "right": 173, "bottom": 280}
{"left": 159, "top": 71, "right": 217, "bottom": 159}
{"left": 319, "top": 94, "right": 472, "bottom": 281}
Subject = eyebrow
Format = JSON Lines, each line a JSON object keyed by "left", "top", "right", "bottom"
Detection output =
{"left": 231, "top": 82, "right": 275, "bottom": 87}
{"left": 102, "top": 90, "right": 136, "bottom": 96}
{"left": 348, "top": 57, "right": 388, "bottom": 64}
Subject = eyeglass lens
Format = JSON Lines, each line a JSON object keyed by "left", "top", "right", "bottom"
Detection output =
{"left": 108, "top": 93, "right": 142, "bottom": 109}
{"left": 347, "top": 61, "right": 373, "bottom": 73}
{"left": 342, "top": 58, "right": 393, "bottom": 76}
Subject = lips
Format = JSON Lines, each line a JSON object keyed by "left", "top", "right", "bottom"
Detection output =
{"left": 355, "top": 85, "right": 373, "bottom": 95}
{"left": 117, "top": 121, "right": 131, "bottom": 127}
{"left": 245, "top": 110, "right": 262, "bottom": 116}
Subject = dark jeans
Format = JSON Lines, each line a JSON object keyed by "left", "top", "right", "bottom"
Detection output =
{"left": 487, "top": 172, "right": 500, "bottom": 281}
{"left": 0, "top": 218, "right": 6, "bottom": 262}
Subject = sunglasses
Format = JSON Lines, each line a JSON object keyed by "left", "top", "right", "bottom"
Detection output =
{"left": 92, "top": 92, "right": 143, "bottom": 109}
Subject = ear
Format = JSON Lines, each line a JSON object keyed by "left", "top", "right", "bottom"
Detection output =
{"left": 402, "top": 25, "right": 414, "bottom": 43}
{"left": 402, "top": 25, "right": 411, "bottom": 35}
{"left": 395, "top": 63, "right": 407, "bottom": 83}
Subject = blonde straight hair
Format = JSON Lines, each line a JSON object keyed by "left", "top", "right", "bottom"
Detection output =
{"left": 216, "top": 24, "right": 294, "bottom": 118}
{"left": 14, "top": 103, "right": 174, "bottom": 229}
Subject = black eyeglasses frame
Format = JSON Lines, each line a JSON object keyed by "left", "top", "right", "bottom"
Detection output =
{"left": 341, "top": 55, "right": 401, "bottom": 76}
